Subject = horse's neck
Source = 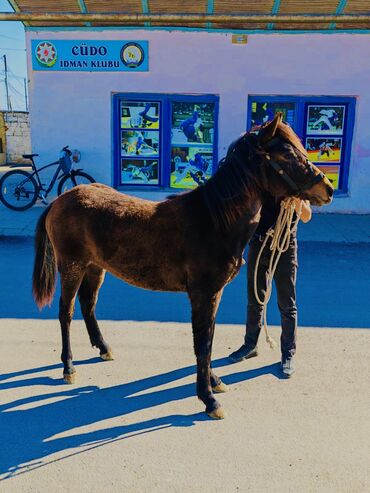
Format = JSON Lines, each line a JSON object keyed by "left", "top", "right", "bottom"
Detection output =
{"left": 201, "top": 152, "right": 264, "bottom": 236}
{"left": 226, "top": 199, "right": 263, "bottom": 251}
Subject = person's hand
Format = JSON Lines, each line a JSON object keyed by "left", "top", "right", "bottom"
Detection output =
{"left": 297, "top": 199, "right": 312, "bottom": 223}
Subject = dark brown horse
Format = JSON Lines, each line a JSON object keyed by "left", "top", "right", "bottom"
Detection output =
{"left": 32, "top": 114, "right": 333, "bottom": 419}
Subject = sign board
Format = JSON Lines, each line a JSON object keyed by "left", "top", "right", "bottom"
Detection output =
{"left": 232, "top": 34, "right": 248, "bottom": 44}
{"left": 31, "top": 40, "right": 148, "bottom": 71}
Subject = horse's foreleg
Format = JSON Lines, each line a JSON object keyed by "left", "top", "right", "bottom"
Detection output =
{"left": 189, "top": 289, "right": 225, "bottom": 419}
{"left": 59, "top": 263, "right": 85, "bottom": 384}
{"left": 78, "top": 266, "right": 113, "bottom": 361}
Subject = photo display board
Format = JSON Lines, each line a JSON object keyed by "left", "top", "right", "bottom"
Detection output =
{"left": 115, "top": 95, "right": 218, "bottom": 188}
{"left": 170, "top": 102, "right": 216, "bottom": 189}
{"left": 304, "top": 104, "right": 348, "bottom": 190}
{"left": 120, "top": 101, "right": 161, "bottom": 185}
{"left": 248, "top": 96, "right": 355, "bottom": 193}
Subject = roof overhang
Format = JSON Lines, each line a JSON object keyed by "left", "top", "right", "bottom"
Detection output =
{"left": 2, "top": 1, "right": 370, "bottom": 33}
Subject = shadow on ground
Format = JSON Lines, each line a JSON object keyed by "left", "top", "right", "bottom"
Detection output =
{"left": 0, "top": 357, "right": 282, "bottom": 479}
{"left": 0, "top": 237, "right": 369, "bottom": 327}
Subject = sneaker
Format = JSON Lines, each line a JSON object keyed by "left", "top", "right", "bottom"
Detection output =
{"left": 228, "top": 344, "right": 258, "bottom": 363}
{"left": 281, "top": 357, "right": 295, "bottom": 378}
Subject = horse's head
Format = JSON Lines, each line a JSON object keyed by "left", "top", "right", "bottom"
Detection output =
{"left": 257, "top": 113, "right": 334, "bottom": 206}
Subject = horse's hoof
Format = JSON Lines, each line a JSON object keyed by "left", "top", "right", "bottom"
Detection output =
{"left": 212, "top": 382, "right": 228, "bottom": 393}
{"left": 207, "top": 407, "right": 226, "bottom": 420}
{"left": 63, "top": 373, "right": 76, "bottom": 384}
{"left": 100, "top": 350, "right": 114, "bottom": 361}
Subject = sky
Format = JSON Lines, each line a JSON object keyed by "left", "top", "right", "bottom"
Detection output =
{"left": 0, "top": 0, "right": 27, "bottom": 111}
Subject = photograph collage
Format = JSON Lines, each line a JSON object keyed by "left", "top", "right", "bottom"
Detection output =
{"left": 251, "top": 101, "right": 346, "bottom": 190}
{"left": 170, "top": 102, "right": 215, "bottom": 189}
{"left": 305, "top": 105, "right": 346, "bottom": 190}
{"left": 120, "top": 101, "right": 160, "bottom": 185}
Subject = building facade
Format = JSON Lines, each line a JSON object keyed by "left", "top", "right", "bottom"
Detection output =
{"left": 26, "top": 30, "right": 370, "bottom": 212}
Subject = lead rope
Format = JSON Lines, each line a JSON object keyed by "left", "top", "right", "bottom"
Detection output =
{"left": 253, "top": 198, "right": 302, "bottom": 349}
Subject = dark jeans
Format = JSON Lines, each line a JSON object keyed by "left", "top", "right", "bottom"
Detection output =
{"left": 245, "top": 235, "right": 298, "bottom": 359}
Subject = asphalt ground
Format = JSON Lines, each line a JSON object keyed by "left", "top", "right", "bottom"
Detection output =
{"left": 0, "top": 321, "right": 369, "bottom": 492}
{"left": 0, "top": 236, "right": 369, "bottom": 328}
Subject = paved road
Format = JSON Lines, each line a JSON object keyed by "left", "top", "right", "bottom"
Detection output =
{"left": 0, "top": 321, "right": 369, "bottom": 492}
{"left": 0, "top": 237, "right": 369, "bottom": 328}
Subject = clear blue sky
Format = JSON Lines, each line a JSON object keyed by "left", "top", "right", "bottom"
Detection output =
{"left": 0, "top": 0, "right": 27, "bottom": 111}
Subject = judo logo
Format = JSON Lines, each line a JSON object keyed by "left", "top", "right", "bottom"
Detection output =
{"left": 35, "top": 41, "right": 58, "bottom": 67}
{"left": 120, "top": 42, "right": 144, "bottom": 68}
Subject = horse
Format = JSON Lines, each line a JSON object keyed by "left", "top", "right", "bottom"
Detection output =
{"left": 32, "top": 113, "right": 334, "bottom": 419}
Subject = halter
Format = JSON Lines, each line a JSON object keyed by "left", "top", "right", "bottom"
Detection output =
{"left": 226, "top": 132, "right": 325, "bottom": 196}
{"left": 263, "top": 137, "right": 326, "bottom": 194}
{"left": 266, "top": 155, "right": 325, "bottom": 193}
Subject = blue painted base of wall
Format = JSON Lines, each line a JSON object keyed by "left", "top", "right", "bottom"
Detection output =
{"left": 1, "top": 238, "right": 369, "bottom": 328}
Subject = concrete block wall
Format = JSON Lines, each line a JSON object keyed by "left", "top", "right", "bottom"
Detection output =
{"left": 0, "top": 111, "right": 31, "bottom": 164}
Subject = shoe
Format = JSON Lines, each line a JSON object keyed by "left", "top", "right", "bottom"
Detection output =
{"left": 228, "top": 344, "right": 258, "bottom": 363}
{"left": 281, "top": 356, "right": 295, "bottom": 378}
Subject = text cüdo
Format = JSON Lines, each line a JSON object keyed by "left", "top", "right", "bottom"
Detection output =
{"left": 72, "top": 44, "right": 107, "bottom": 56}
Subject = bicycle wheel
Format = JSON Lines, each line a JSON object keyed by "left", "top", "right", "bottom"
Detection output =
{"left": 57, "top": 171, "right": 95, "bottom": 196}
{"left": 0, "top": 170, "right": 38, "bottom": 211}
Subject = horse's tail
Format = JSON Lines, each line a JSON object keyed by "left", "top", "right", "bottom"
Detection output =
{"left": 32, "top": 204, "right": 57, "bottom": 309}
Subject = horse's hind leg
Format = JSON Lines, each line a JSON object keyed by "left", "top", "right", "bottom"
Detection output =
{"left": 59, "top": 262, "right": 86, "bottom": 384}
{"left": 210, "top": 366, "right": 228, "bottom": 394}
{"left": 78, "top": 265, "right": 113, "bottom": 361}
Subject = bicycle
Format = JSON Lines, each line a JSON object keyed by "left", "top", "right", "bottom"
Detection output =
{"left": 0, "top": 146, "right": 95, "bottom": 211}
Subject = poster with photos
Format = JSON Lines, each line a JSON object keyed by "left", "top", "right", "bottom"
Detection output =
{"left": 121, "top": 130, "right": 159, "bottom": 157}
{"left": 305, "top": 137, "right": 342, "bottom": 163}
{"left": 171, "top": 102, "right": 215, "bottom": 145}
{"left": 170, "top": 146, "right": 213, "bottom": 189}
{"left": 121, "top": 101, "right": 160, "bottom": 129}
{"left": 121, "top": 158, "right": 159, "bottom": 185}
{"left": 250, "top": 101, "right": 295, "bottom": 132}
{"left": 316, "top": 164, "right": 340, "bottom": 190}
{"left": 306, "top": 105, "right": 345, "bottom": 135}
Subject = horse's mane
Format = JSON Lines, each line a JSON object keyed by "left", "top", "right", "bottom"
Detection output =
{"left": 168, "top": 121, "right": 307, "bottom": 232}
{"left": 275, "top": 121, "right": 308, "bottom": 157}
{"left": 200, "top": 133, "right": 264, "bottom": 232}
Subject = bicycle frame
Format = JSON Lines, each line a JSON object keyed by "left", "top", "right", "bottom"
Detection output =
{"left": 28, "top": 158, "right": 65, "bottom": 197}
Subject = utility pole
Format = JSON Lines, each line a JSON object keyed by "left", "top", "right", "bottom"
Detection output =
{"left": 2, "top": 54, "right": 11, "bottom": 111}
{"left": 24, "top": 77, "right": 28, "bottom": 111}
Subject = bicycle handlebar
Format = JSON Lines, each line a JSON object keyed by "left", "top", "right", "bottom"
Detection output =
{"left": 62, "top": 145, "right": 72, "bottom": 156}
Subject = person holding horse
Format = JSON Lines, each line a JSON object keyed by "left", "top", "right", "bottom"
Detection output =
{"left": 228, "top": 194, "right": 312, "bottom": 377}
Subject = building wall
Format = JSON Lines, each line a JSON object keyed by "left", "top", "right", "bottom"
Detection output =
{"left": 0, "top": 111, "right": 31, "bottom": 164}
{"left": 26, "top": 30, "right": 370, "bottom": 213}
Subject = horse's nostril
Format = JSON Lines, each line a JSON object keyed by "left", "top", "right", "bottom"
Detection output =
{"left": 327, "top": 185, "right": 334, "bottom": 197}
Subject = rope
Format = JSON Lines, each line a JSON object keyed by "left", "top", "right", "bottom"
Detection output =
{"left": 253, "top": 198, "right": 302, "bottom": 349}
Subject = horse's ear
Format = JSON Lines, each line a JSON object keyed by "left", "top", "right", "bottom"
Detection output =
{"left": 258, "top": 112, "right": 283, "bottom": 144}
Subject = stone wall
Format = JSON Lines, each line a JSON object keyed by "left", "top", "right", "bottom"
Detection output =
{"left": 0, "top": 111, "right": 31, "bottom": 164}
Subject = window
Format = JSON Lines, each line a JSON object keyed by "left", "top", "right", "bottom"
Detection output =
{"left": 248, "top": 96, "right": 356, "bottom": 194}
{"left": 113, "top": 94, "right": 219, "bottom": 189}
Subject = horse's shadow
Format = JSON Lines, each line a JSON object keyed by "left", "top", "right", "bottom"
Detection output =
{"left": 0, "top": 357, "right": 282, "bottom": 479}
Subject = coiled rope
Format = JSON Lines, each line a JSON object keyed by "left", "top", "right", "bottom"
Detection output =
{"left": 253, "top": 197, "right": 302, "bottom": 349}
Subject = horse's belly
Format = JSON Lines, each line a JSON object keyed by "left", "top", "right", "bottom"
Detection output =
{"left": 104, "top": 261, "right": 187, "bottom": 292}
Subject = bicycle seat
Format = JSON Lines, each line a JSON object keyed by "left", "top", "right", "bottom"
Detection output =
{"left": 22, "top": 153, "right": 39, "bottom": 159}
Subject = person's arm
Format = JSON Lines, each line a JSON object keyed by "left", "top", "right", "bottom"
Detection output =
{"left": 295, "top": 199, "right": 312, "bottom": 223}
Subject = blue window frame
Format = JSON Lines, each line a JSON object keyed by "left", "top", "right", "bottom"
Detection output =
{"left": 113, "top": 93, "right": 219, "bottom": 189}
{"left": 247, "top": 95, "right": 356, "bottom": 194}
